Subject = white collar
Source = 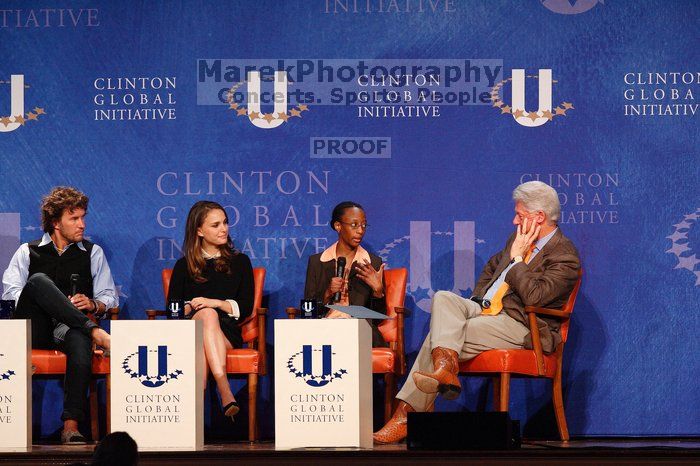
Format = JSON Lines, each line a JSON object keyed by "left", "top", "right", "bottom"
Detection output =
{"left": 202, "top": 248, "right": 221, "bottom": 259}
{"left": 40, "top": 232, "right": 87, "bottom": 252}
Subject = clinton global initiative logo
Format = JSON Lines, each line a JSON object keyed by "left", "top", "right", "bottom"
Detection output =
{"left": 0, "top": 75, "right": 46, "bottom": 133}
{"left": 379, "top": 221, "right": 483, "bottom": 312}
{"left": 287, "top": 345, "right": 347, "bottom": 387}
{"left": 666, "top": 208, "right": 700, "bottom": 287}
{"left": 225, "top": 71, "right": 309, "bottom": 130}
{"left": 490, "top": 69, "right": 573, "bottom": 127}
{"left": 541, "top": 0, "right": 603, "bottom": 15}
{"left": 0, "top": 354, "right": 15, "bottom": 381}
{"left": 122, "top": 346, "right": 183, "bottom": 388}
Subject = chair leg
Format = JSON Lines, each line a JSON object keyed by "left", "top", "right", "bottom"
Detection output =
{"left": 383, "top": 373, "right": 396, "bottom": 423}
{"left": 497, "top": 373, "right": 510, "bottom": 412}
{"left": 552, "top": 370, "right": 569, "bottom": 441}
{"left": 89, "top": 380, "right": 99, "bottom": 441}
{"left": 248, "top": 373, "right": 258, "bottom": 442}
{"left": 106, "top": 374, "right": 111, "bottom": 434}
{"left": 491, "top": 376, "right": 501, "bottom": 411}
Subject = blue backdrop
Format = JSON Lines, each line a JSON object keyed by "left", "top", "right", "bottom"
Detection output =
{"left": 1, "top": 0, "right": 698, "bottom": 439}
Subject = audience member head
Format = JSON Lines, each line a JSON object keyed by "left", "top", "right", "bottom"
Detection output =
{"left": 91, "top": 431, "right": 138, "bottom": 466}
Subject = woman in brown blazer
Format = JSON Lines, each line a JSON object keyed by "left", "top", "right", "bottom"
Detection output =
{"left": 304, "top": 201, "right": 387, "bottom": 346}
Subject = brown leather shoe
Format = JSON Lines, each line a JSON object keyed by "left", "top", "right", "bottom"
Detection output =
{"left": 373, "top": 401, "right": 414, "bottom": 444}
{"left": 412, "top": 347, "right": 461, "bottom": 400}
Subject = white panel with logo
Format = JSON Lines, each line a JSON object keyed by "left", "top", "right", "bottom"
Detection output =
{"left": 110, "top": 321, "right": 204, "bottom": 451}
{"left": 0, "top": 320, "right": 31, "bottom": 451}
{"left": 274, "top": 319, "right": 373, "bottom": 449}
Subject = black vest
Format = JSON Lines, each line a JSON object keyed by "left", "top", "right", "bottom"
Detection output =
{"left": 28, "top": 238, "right": 94, "bottom": 298}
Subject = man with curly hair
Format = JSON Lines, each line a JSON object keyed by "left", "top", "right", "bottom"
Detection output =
{"left": 2, "top": 186, "right": 117, "bottom": 444}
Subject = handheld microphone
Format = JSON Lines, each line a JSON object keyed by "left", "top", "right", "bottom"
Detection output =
{"left": 470, "top": 296, "right": 491, "bottom": 309}
{"left": 332, "top": 257, "right": 347, "bottom": 303}
{"left": 70, "top": 274, "right": 79, "bottom": 297}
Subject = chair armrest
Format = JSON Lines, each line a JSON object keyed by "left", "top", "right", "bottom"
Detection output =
{"left": 525, "top": 306, "right": 571, "bottom": 318}
{"left": 107, "top": 307, "right": 120, "bottom": 320}
{"left": 257, "top": 308, "right": 268, "bottom": 375}
{"left": 145, "top": 309, "right": 167, "bottom": 320}
{"left": 527, "top": 312, "right": 546, "bottom": 376}
{"left": 286, "top": 307, "right": 299, "bottom": 319}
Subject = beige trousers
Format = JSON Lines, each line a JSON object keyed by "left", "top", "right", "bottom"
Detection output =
{"left": 396, "top": 290, "right": 530, "bottom": 412}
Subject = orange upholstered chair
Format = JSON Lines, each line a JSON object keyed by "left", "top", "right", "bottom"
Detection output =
{"left": 286, "top": 267, "right": 408, "bottom": 422}
{"left": 458, "top": 269, "right": 583, "bottom": 441}
{"left": 31, "top": 307, "right": 119, "bottom": 440}
{"left": 146, "top": 267, "right": 267, "bottom": 442}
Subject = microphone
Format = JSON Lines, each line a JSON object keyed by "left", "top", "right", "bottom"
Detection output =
{"left": 332, "top": 257, "right": 346, "bottom": 303}
{"left": 70, "top": 274, "right": 79, "bottom": 297}
{"left": 470, "top": 296, "right": 491, "bottom": 309}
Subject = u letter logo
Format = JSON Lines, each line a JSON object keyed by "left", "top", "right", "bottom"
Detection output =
{"left": 0, "top": 75, "right": 25, "bottom": 133}
{"left": 137, "top": 345, "right": 168, "bottom": 388}
{"left": 246, "top": 71, "right": 288, "bottom": 129}
{"left": 511, "top": 69, "right": 552, "bottom": 128}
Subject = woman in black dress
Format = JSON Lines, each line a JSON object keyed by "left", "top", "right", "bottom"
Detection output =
{"left": 168, "top": 201, "right": 254, "bottom": 418}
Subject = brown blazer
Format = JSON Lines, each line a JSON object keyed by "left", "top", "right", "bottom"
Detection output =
{"left": 304, "top": 252, "right": 387, "bottom": 346}
{"left": 473, "top": 229, "right": 581, "bottom": 353}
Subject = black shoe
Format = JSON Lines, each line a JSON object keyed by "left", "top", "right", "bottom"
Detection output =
{"left": 61, "top": 430, "right": 87, "bottom": 445}
{"left": 223, "top": 401, "right": 240, "bottom": 418}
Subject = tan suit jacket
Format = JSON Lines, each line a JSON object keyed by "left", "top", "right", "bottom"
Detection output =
{"left": 473, "top": 229, "right": 581, "bottom": 353}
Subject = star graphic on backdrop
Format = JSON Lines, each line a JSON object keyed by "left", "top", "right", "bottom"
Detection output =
{"left": 684, "top": 213, "right": 699, "bottom": 221}
{"left": 555, "top": 107, "right": 567, "bottom": 116}
{"left": 27, "top": 112, "right": 38, "bottom": 121}
{"left": 542, "top": 110, "right": 554, "bottom": 120}
{"left": 666, "top": 242, "right": 691, "bottom": 256}
{"left": 411, "top": 286, "right": 432, "bottom": 302}
{"left": 7, "top": 370, "right": 14, "bottom": 376}
{"left": 0, "top": 116, "right": 11, "bottom": 127}
{"left": 667, "top": 231, "right": 688, "bottom": 242}
{"left": 34, "top": 107, "right": 45, "bottom": 115}
{"left": 674, "top": 254, "right": 700, "bottom": 271}
{"left": 298, "top": 105, "right": 308, "bottom": 112}
{"left": 1, "top": 374, "right": 9, "bottom": 380}
{"left": 263, "top": 113, "right": 275, "bottom": 122}
{"left": 492, "top": 100, "right": 503, "bottom": 108}
{"left": 277, "top": 112, "right": 289, "bottom": 122}
{"left": 562, "top": 102, "right": 574, "bottom": 110}
{"left": 229, "top": 103, "right": 239, "bottom": 110}
{"left": 672, "top": 220, "right": 692, "bottom": 230}
{"left": 528, "top": 111, "right": 539, "bottom": 122}
{"left": 248, "top": 111, "right": 260, "bottom": 120}
{"left": 236, "top": 108, "right": 246, "bottom": 116}
{"left": 512, "top": 109, "right": 525, "bottom": 118}
{"left": 290, "top": 108, "right": 301, "bottom": 117}
{"left": 13, "top": 114, "right": 25, "bottom": 125}
{"left": 695, "top": 271, "right": 700, "bottom": 286}
{"left": 500, "top": 105, "right": 511, "bottom": 114}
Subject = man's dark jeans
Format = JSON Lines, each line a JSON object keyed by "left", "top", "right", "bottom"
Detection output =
{"left": 15, "top": 273, "right": 98, "bottom": 422}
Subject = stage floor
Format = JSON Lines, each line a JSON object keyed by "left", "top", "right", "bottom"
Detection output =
{"left": 1, "top": 439, "right": 699, "bottom": 465}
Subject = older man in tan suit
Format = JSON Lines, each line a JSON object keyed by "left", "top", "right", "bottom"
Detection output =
{"left": 374, "top": 181, "right": 581, "bottom": 444}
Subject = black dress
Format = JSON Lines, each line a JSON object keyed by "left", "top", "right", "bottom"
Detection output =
{"left": 168, "top": 253, "right": 254, "bottom": 348}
